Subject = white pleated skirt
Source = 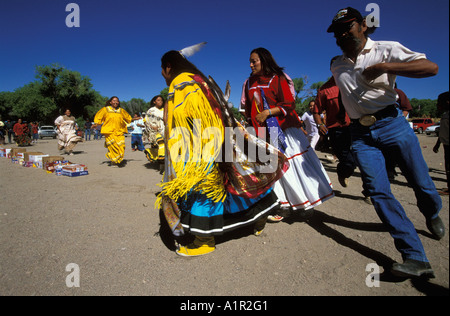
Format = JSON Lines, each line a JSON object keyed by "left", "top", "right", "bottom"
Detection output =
{"left": 274, "top": 127, "right": 334, "bottom": 210}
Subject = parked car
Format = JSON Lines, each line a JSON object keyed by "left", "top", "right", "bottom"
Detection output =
{"left": 38, "top": 126, "right": 57, "bottom": 139}
{"left": 411, "top": 118, "right": 434, "bottom": 134}
{"left": 425, "top": 122, "right": 440, "bottom": 136}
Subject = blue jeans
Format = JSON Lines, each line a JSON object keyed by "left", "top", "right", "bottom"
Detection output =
{"left": 131, "top": 134, "right": 144, "bottom": 151}
{"left": 350, "top": 109, "right": 442, "bottom": 262}
{"left": 85, "top": 129, "right": 91, "bottom": 140}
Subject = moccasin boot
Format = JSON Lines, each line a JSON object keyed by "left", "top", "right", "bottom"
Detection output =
{"left": 176, "top": 236, "right": 215, "bottom": 257}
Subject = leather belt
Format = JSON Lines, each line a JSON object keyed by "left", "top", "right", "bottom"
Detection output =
{"left": 352, "top": 105, "right": 398, "bottom": 127}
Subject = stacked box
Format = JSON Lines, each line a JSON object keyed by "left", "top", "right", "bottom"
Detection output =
{"left": 11, "top": 149, "right": 24, "bottom": 163}
{"left": 0, "top": 148, "right": 12, "bottom": 158}
{"left": 23, "top": 152, "right": 44, "bottom": 161}
{"left": 45, "top": 160, "right": 70, "bottom": 174}
{"left": 10, "top": 148, "right": 26, "bottom": 157}
{"left": 28, "top": 154, "right": 50, "bottom": 169}
{"left": 42, "top": 156, "right": 65, "bottom": 172}
{"left": 62, "top": 164, "right": 88, "bottom": 172}
{"left": 61, "top": 170, "right": 89, "bottom": 177}
{"left": 42, "top": 156, "right": 65, "bottom": 164}
{"left": 61, "top": 163, "right": 88, "bottom": 177}
{"left": 29, "top": 154, "right": 49, "bottom": 162}
{"left": 3, "top": 148, "right": 89, "bottom": 177}
{"left": 22, "top": 152, "right": 45, "bottom": 167}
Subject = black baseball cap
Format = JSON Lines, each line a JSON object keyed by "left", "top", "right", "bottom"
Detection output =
{"left": 327, "top": 7, "right": 363, "bottom": 33}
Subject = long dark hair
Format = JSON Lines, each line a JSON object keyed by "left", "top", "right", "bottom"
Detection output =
{"left": 106, "top": 96, "right": 120, "bottom": 107}
{"left": 250, "top": 47, "right": 285, "bottom": 78}
{"left": 160, "top": 50, "right": 237, "bottom": 129}
{"left": 161, "top": 50, "right": 208, "bottom": 84}
{"left": 150, "top": 95, "right": 165, "bottom": 107}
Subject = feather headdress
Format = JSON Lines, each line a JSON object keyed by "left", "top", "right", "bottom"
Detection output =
{"left": 179, "top": 42, "right": 207, "bottom": 58}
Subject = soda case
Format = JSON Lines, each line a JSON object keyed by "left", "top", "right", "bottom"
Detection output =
{"left": 60, "top": 163, "right": 89, "bottom": 177}
{"left": 61, "top": 170, "right": 89, "bottom": 177}
{"left": 45, "top": 160, "right": 71, "bottom": 174}
{"left": 42, "top": 156, "right": 65, "bottom": 173}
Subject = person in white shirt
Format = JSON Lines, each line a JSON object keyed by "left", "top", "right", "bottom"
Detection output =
{"left": 327, "top": 7, "right": 443, "bottom": 279}
{"left": 130, "top": 113, "right": 145, "bottom": 151}
{"left": 301, "top": 101, "right": 320, "bottom": 149}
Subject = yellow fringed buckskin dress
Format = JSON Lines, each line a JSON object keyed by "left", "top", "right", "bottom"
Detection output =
{"left": 157, "top": 73, "right": 280, "bottom": 237}
{"left": 94, "top": 106, "right": 132, "bottom": 164}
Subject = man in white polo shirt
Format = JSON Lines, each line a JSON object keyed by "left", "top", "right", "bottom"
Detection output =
{"left": 327, "top": 7, "right": 444, "bottom": 279}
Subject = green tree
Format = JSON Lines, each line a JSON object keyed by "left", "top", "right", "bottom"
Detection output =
{"left": 35, "top": 64, "right": 98, "bottom": 119}
{"left": 0, "top": 91, "right": 15, "bottom": 119}
{"left": 122, "top": 98, "right": 147, "bottom": 115}
{"left": 8, "top": 82, "right": 57, "bottom": 123}
{"left": 291, "top": 77, "right": 326, "bottom": 115}
{"left": 1, "top": 64, "right": 105, "bottom": 123}
{"left": 229, "top": 105, "right": 244, "bottom": 121}
{"left": 410, "top": 98, "right": 438, "bottom": 118}
{"left": 159, "top": 87, "right": 169, "bottom": 101}
{"left": 308, "top": 81, "right": 326, "bottom": 96}
{"left": 292, "top": 77, "right": 307, "bottom": 99}
{"left": 83, "top": 93, "right": 107, "bottom": 120}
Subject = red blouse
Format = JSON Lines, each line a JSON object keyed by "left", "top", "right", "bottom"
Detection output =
{"left": 313, "top": 77, "right": 350, "bottom": 129}
{"left": 244, "top": 74, "right": 302, "bottom": 135}
{"left": 13, "top": 123, "right": 25, "bottom": 136}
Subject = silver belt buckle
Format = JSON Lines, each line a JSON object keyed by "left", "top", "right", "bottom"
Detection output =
{"left": 359, "top": 115, "right": 377, "bottom": 127}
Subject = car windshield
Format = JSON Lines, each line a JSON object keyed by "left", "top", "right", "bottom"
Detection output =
{"left": 40, "top": 127, "right": 54, "bottom": 130}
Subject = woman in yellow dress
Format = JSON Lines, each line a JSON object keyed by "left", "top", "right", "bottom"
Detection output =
{"left": 94, "top": 96, "right": 132, "bottom": 167}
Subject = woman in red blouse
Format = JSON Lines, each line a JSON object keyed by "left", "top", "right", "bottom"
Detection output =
{"left": 242, "top": 48, "right": 334, "bottom": 221}
{"left": 13, "top": 118, "right": 31, "bottom": 146}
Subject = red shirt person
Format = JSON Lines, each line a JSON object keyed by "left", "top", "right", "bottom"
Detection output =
{"left": 244, "top": 74, "right": 302, "bottom": 138}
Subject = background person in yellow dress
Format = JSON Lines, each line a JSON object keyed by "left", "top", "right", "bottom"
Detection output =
{"left": 94, "top": 96, "right": 132, "bottom": 167}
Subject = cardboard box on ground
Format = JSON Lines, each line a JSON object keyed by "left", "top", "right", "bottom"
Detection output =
{"left": 0, "top": 147, "right": 88, "bottom": 177}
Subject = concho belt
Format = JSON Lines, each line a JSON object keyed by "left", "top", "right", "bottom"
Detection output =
{"left": 359, "top": 115, "right": 377, "bottom": 127}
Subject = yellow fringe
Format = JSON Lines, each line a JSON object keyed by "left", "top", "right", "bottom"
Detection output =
{"left": 156, "top": 73, "right": 226, "bottom": 208}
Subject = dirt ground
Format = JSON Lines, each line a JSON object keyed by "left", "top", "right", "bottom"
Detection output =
{"left": 0, "top": 132, "right": 448, "bottom": 297}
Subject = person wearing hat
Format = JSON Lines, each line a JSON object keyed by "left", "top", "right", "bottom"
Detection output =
{"left": 327, "top": 7, "right": 444, "bottom": 279}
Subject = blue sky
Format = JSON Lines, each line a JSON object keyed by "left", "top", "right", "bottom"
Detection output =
{"left": 1, "top": 0, "right": 449, "bottom": 110}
